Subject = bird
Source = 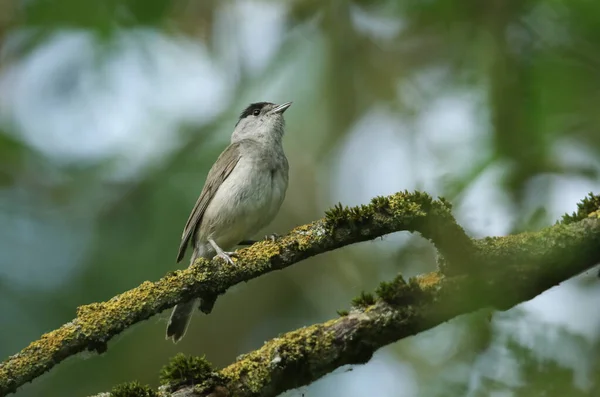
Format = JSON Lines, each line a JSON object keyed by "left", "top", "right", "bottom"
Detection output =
{"left": 166, "top": 101, "right": 292, "bottom": 343}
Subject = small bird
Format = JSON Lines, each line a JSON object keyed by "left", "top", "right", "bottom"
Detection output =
{"left": 166, "top": 101, "right": 292, "bottom": 343}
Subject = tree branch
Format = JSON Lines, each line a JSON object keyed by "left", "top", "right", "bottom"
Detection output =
{"left": 98, "top": 204, "right": 600, "bottom": 397}
{"left": 98, "top": 208, "right": 600, "bottom": 397}
{"left": 0, "top": 191, "right": 473, "bottom": 396}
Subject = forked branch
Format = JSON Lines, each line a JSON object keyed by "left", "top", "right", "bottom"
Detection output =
{"left": 1, "top": 191, "right": 476, "bottom": 396}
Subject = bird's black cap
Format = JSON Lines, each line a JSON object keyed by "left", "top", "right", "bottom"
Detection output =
{"left": 239, "top": 102, "right": 272, "bottom": 120}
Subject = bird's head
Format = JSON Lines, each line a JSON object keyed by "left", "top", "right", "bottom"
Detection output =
{"left": 231, "top": 101, "right": 292, "bottom": 144}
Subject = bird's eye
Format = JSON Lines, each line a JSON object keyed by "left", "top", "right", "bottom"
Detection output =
{"left": 253, "top": 109, "right": 260, "bottom": 116}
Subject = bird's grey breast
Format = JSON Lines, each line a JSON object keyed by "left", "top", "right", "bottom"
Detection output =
{"left": 199, "top": 140, "right": 287, "bottom": 248}
{"left": 267, "top": 148, "right": 289, "bottom": 221}
{"left": 248, "top": 141, "right": 288, "bottom": 227}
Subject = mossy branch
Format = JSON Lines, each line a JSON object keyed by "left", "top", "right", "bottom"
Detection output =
{"left": 0, "top": 191, "right": 472, "bottom": 396}
{"left": 98, "top": 207, "right": 600, "bottom": 397}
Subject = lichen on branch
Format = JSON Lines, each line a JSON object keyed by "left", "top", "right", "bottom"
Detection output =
{"left": 0, "top": 190, "right": 469, "bottom": 396}
{"left": 93, "top": 193, "right": 600, "bottom": 397}
{"left": 100, "top": 205, "right": 600, "bottom": 397}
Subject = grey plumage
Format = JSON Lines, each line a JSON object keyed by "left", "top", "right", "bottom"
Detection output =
{"left": 166, "top": 101, "right": 291, "bottom": 343}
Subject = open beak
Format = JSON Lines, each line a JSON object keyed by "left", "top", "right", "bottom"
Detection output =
{"left": 271, "top": 101, "right": 292, "bottom": 114}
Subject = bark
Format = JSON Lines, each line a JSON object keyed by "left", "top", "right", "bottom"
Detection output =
{"left": 1, "top": 191, "right": 598, "bottom": 397}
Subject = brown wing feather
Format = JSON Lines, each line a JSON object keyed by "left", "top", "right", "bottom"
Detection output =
{"left": 176, "top": 142, "right": 242, "bottom": 262}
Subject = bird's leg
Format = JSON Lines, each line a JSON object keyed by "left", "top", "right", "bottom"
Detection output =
{"left": 208, "top": 238, "right": 238, "bottom": 265}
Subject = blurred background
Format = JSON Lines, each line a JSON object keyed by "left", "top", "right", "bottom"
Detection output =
{"left": 1, "top": 0, "right": 600, "bottom": 396}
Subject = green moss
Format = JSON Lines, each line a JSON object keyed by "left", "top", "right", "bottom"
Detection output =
{"left": 351, "top": 291, "right": 375, "bottom": 308}
{"left": 376, "top": 275, "right": 425, "bottom": 305}
{"left": 323, "top": 191, "right": 460, "bottom": 239}
{"left": 386, "top": 191, "right": 429, "bottom": 220}
{"left": 437, "top": 196, "right": 452, "bottom": 210}
{"left": 349, "top": 204, "right": 375, "bottom": 223}
{"left": 110, "top": 381, "right": 156, "bottom": 397}
{"left": 324, "top": 203, "right": 347, "bottom": 226}
{"left": 376, "top": 275, "right": 406, "bottom": 301}
{"left": 561, "top": 193, "right": 600, "bottom": 224}
{"left": 324, "top": 202, "right": 375, "bottom": 229}
{"left": 336, "top": 309, "right": 349, "bottom": 317}
{"left": 370, "top": 195, "right": 390, "bottom": 211}
{"left": 159, "top": 353, "right": 214, "bottom": 387}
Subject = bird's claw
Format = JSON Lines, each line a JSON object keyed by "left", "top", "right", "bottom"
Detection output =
{"left": 265, "top": 233, "right": 280, "bottom": 242}
{"left": 215, "top": 251, "right": 238, "bottom": 265}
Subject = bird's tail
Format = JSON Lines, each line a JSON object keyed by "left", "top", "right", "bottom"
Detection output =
{"left": 166, "top": 248, "right": 209, "bottom": 343}
{"left": 166, "top": 298, "right": 197, "bottom": 343}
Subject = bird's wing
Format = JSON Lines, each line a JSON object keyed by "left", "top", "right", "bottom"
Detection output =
{"left": 176, "top": 142, "right": 242, "bottom": 262}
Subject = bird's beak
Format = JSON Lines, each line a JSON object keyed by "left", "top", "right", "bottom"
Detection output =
{"left": 271, "top": 101, "right": 292, "bottom": 114}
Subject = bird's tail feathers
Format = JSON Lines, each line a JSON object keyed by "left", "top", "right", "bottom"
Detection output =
{"left": 166, "top": 248, "right": 215, "bottom": 343}
{"left": 166, "top": 299, "right": 197, "bottom": 343}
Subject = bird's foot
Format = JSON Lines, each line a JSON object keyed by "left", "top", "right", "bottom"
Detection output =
{"left": 265, "top": 233, "right": 281, "bottom": 242}
{"left": 208, "top": 238, "right": 239, "bottom": 265}
{"left": 215, "top": 251, "right": 238, "bottom": 265}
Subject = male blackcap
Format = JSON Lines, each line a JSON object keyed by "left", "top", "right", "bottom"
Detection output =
{"left": 166, "top": 101, "right": 292, "bottom": 343}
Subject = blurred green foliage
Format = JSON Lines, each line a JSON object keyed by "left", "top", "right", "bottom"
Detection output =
{"left": 1, "top": 0, "right": 600, "bottom": 396}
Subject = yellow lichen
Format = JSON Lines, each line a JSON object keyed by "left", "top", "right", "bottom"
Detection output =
{"left": 239, "top": 240, "right": 282, "bottom": 263}
{"left": 219, "top": 320, "right": 339, "bottom": 393}
{"left": 415, "top": 272, "right": 442, "bottom": 290}
{"left": 7, "top": 189, "right": 594, "bottom": 396}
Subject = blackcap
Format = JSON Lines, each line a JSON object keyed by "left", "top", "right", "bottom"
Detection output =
{"left": 166, "top": 101, "right": 292, "bottom": 343}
